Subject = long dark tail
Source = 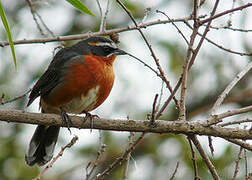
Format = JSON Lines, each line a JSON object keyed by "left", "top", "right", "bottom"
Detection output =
{"left": 25, "top": 125, "right": 60, "bottom": 166}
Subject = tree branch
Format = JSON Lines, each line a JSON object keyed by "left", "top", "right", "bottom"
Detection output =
{"left": 199, "top": 3, "right": 252, "bottom": 25}
{"left": 0, "top": 110, "right": 251, "bottom": 140}
{"left": 225, "top": 138, "right": 252, "bottom": 151}
{"left": 190, "top": 135, "right": 220, "bottom": 180}
{"left": 0, "top": 17, "right": 195, "bottom": 47}
{"left": 184, "top": 20, "right": 252, "bottom": 57}
{"left": 211, "top": 61, "right": 252, "bottom": 116}
{"left": 205, "top": 105, "right": 252, "bottom": 126}
{"left": 232, "top": 146, "right": 243, "bottom": 180}
{"left": 34, "top": 136, "right": 78, "bottom": 180}
{"left": 116, "top": 0, "right": 179, "bottom": 108}
{"left": 95, "top": 133, "right": 145, "bottom": 180}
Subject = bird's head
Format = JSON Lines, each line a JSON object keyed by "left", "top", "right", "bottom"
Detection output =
{"left": 86, "top": 36, "right": 127, "bottom": 58}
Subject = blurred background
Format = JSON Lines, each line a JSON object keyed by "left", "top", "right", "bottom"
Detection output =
{"left": 0, "top": 0, "right": 251, "bottom": 179}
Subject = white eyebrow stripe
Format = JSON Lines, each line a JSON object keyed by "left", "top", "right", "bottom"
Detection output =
{"left": 95, "top": 42, "right": 117, "bottom": 48}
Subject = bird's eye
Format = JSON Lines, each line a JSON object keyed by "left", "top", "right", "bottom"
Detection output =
{"left": 102, "top": 46, "right": 117, "bottom": 57}
{"left": 103, "top": 46, "right": 114, "bottom": 52}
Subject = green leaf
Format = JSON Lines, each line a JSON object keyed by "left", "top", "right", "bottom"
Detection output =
{"left": 66, "top": 0, "right": 95, "bottom": 16}
{"left": 0, "top": 1, "right": 17, "bottom": 68}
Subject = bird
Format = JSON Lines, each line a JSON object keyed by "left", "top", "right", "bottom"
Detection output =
{"left": 25, "top": 36, "right": 127, "bottom": 166}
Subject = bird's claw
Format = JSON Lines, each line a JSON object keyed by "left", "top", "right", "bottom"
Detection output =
{"left": 60, "top": 108, "right": 73, "bottom": 134}
{"left": 82, "top": 112, "right": 100, "bottom": 132}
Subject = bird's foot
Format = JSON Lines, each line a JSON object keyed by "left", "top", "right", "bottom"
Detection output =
{"left": 82, "top": 112, "right": 100, "bottom": 131}
{"left": 60, "top": 107, "right": 73, "bottom": 134}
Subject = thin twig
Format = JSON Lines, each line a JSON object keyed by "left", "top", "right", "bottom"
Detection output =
{"left": 232, "top": 146, "right": 243, "bottom": 180}
{"left": 102, "top": 0, "right": 110, "bottom": 31}
{"left": 156, "top": 10, "right": 189, "bottom": 45}
{"left": 211, "top": 61, "right": 252, "bottom": 116}
{"left": 188, "top": 138, "right": 200, "bottom": 180}
{"left": 26, "top": 0, "right": 45, "bottom": 35}
{"left": 156, "top": 81, "right": 164, "bottom": 112}
{"left": 188, "top": 0, "right": 220, "bottom": 69}
{"left": 169, "top": 161, "right": 180, "bottom": 180}
{"left": 244, "top": 149, "right": 248, "bottom": 179}
{"left": 96, "top": 0, "right": 103, "bottom": 19}
{"left": 116, "top": 0, "right": 179, "bottom": 109}
{"left": 0, "top": 89, "right": 31, "bottom": 105}
{"left": 96, "top": 0, "right": 110, "bottom": 32}
{"left": 162, "top": 3, "right": 237, "bottom": 117}
{"left": 95, "top": 133, "right": 145, "bottom": 180}
{"left": 208, "top": 136, "right": 214, "bottom": 156}
{"left": 35, "top": 12, "right": 55, "bottom": 37}
{"left": 220, "top": 118, "right": 252, "bottom": 127}
{"left": 205, "top": 105, "right": 252, "bottom": 126}
{"left": 86, "top": 130, "right": 106, "bottom": 180}
{"left": 208, "top": 24, "right": 252, "bottom": 32}
{"left": 0, "top": 16, "right": 197, "bottom": 47}
{"left": 125, "top": 53, "right": 162, "bottom": 84}
{"left": 157, "top": 4, "right": 223, "bottom": 122}
{"left": 179, "top": 0, "right": 201, "bottom": 120}
{"left": 188, "top": 89, "right": 252, "bottom": 119}
{"left": 193, "top": 0, "right": 199, "bottom": 25}
{"left": 122, "top": 132, "right": 135, "bottom": 180}
{"left": 225, "top": 126, "right": 252, "bottom": 152}
{"left": 150, "top": 94, "right": 159, "bottom": 124}
{"left": 33, "top": 136, "right": 78, "bottom": 180}
{"left": 190, "top": 135, "right": 220, "bottom": 180}
{"left": 184, "top": 21, "right": 252, "bottom": 57}
{"left": 199, "top": 3, "right": 252, "bottom": 25}
{"left": 156, "top": 76, "right": 182, "bottom": 119}
{"left": 26, "top": 0, "right": 55, "bottom": 37}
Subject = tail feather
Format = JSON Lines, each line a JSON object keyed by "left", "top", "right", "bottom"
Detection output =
{"left": 25, "top": 125, "right": 60, "bottom": 166}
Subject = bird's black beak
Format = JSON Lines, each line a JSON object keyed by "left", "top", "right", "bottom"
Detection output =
{"left": 113, "top": 48, "right": 128, "bottom": 55}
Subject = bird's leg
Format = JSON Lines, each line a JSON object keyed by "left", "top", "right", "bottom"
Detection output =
{"left": 82, "top": 111, "right": 100, "bottom": 131}
{"left": 60, "top": 107, "right": 73, "bottom": 133}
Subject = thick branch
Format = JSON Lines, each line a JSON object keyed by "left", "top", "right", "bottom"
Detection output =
{"left": 0, "top": 110, "right": 251, "bottom": 140}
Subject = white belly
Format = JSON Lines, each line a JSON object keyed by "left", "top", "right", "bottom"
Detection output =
{"left": 63, "top": 86, "right": 100, "bottom": 114}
